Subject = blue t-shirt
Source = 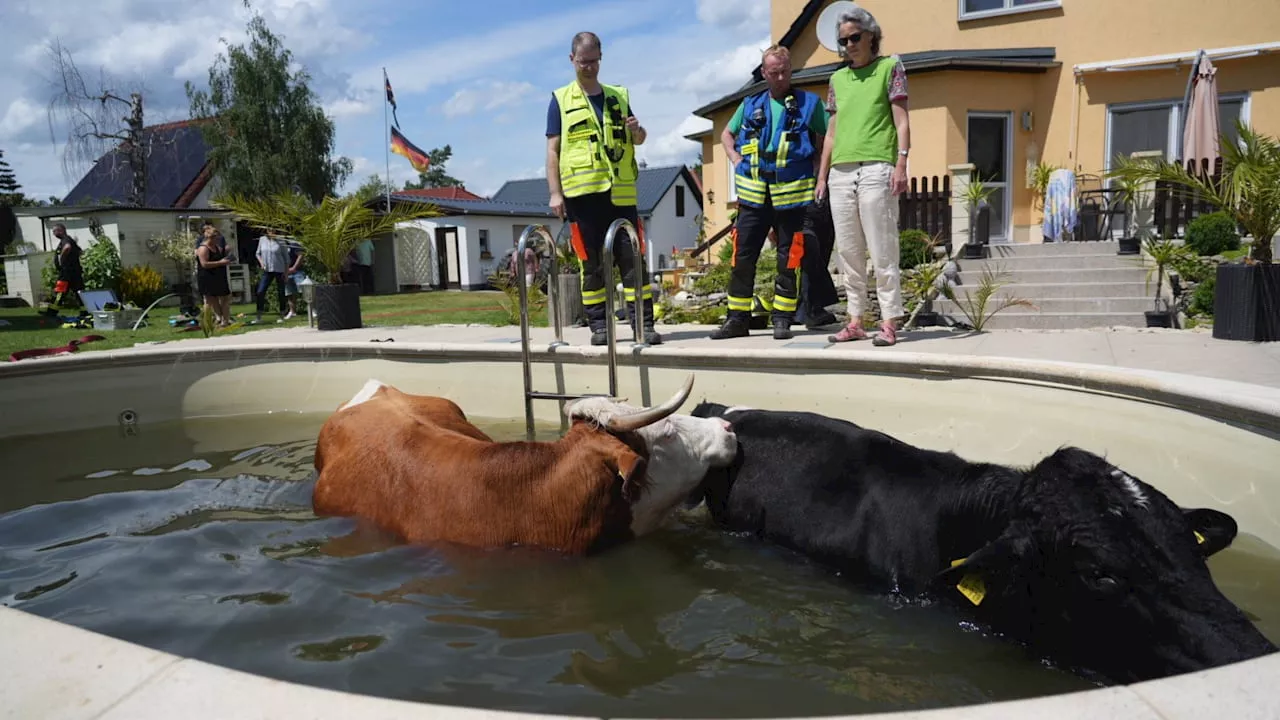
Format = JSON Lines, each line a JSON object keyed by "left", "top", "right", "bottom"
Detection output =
{"left": 545, "top": 92, "right": 637, "bottom": 136}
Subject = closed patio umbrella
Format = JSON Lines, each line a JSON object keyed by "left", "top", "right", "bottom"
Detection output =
{"left": 1182, "top": 54, "right": 1221, "bottom": 173}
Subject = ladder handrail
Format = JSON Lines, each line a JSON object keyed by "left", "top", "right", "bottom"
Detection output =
{"left": 514, "top": 219, "right": 648, "bottom": 441}
{"left": 602, "top": 218, "right": 649, "bottom": 396}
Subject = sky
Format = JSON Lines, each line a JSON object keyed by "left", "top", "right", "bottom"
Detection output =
{"left": 0, "top": 0, "right": 773, "bottom": 202}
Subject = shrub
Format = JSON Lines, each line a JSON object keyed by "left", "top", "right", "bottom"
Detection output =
{"left": 119, "top": 264, "right": 166, "bottom": 307}
{"left": 899, "top": 229, "right": 932, "bottom": 269}
{"left": 1188, "top": 274, "right": 1216, "bottom": 317}
{"left": 1185, "top": 211, "right": 1241, "bottom": 256}
{"left": 82, "top": 236, "right": 123, "bottom": 294}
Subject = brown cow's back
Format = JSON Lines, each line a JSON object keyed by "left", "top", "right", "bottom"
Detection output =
{"left": 312, "top": 387, "right": 643, "bottom": 555}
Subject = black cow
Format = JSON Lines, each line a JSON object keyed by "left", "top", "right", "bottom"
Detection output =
{"left": 689, "top": 402, "right": 1276, "bottom": 684}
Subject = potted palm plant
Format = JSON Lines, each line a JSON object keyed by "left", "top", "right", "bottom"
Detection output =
{"left": 214, "top": 191, "right": 441, "bottom": 330}
{"left": 1105, "top": 158, "right": 1147, "bottom": 256}
{"left": 1139, "top": 234, "right": 1186, "bottom": 328}
{"left": 1108, "top": 122, "right": 1279, "bottom": 341}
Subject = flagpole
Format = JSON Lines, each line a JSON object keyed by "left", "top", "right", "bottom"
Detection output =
{"left": 383, "top": 67, "right": 392, "bottom": 213}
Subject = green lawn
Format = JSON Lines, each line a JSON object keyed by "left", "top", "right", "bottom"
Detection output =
{"left": 1, "top": 290, "right": 548, "bottom": 361}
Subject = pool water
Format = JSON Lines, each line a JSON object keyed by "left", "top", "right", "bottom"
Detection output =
{"left": 1, "top": 414, "right": 1276, "bottom": 718}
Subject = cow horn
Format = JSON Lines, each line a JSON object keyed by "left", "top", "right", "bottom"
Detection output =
{"left": 605, "top": 374, "right": 695, "bottom": 432}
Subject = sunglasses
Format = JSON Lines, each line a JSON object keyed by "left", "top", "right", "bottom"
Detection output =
{"left": 838, "top": 32, "right": 863, "bottom": 46}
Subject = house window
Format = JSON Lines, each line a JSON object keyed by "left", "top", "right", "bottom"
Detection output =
{"left": 1105, "top": 93, "right": 1249, "bottom": 169}
{"left": 478, "top": 228, "right": 491, "bottom": 258}
{"left": 675, "top": 185, "right": 686, "bottom": 217}
{"left": 959, "top": 0, "right": 1061, "bottom": 21}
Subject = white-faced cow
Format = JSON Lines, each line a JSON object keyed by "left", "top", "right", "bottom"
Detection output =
{"left": 687, "top": 402, "right": 1276, "bottom": 684}
{"left": 311, "top": 375, "right": 737, "bottom": 556}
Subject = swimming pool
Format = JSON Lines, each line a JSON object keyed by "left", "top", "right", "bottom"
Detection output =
{"left": 1, "top": 342, "right": 1277, "bottom": 719}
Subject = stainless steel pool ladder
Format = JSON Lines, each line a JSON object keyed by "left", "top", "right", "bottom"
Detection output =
{"left": 515, "top": 219, "right": 649, "bottom": 440}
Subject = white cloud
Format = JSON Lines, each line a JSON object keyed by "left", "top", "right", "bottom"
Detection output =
{"left": 442, "top": 81, "right": 537, "bottom": 118}
{"left": 0, "top": 97, "right": 44, "bottom": 141}
{"left": 640, "top": 115, "right": 714, "bottom": 168}
{"left": 326, "top": 96, "right": 375, "bottom": 119}
{"left": 696, "top": 0, "right": 771, "bottom": 34}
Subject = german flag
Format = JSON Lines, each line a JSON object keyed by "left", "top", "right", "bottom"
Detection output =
{"left": 390, "top": 126, "right": 430, "bottom": 172}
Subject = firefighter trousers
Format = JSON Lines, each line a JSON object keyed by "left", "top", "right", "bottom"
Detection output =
{"left": 727, "top": 196, "right": 807, "bottom": 322}
{"left": 565, "top": 190, "right": 654, "bottom": 333}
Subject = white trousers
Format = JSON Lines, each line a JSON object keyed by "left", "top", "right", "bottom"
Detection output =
{"left": 828, "top": 161, "right": 904, "bottom": 322}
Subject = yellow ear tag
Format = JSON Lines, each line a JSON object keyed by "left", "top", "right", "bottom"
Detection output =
{"left": 950, "top": 558, "right": 987, "bottom": 606}
{"left": 1195, "top": 530, "right": 1206, "bottom": 545}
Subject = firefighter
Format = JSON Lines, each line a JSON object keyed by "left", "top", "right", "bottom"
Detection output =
{"left": 710, "top": 44, "right": 827, "bottom": 340}
{"left": 546, "top": 31, "right": 660, "bottom": 346}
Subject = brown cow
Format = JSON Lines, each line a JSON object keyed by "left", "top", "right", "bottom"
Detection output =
{"left": 312, "top": 374, "right": 737, "bottom": 555}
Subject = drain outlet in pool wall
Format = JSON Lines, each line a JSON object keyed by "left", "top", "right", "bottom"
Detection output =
{"left": 313, "top": 283, "right": 363, "bottom": 331}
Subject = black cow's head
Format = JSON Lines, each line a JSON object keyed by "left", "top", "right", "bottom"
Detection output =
{"left": 937, "top": 446, "right": 1276, "bottom": 683}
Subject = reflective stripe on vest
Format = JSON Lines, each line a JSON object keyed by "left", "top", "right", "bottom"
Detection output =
{"left": 732, "top": 89, "right": 820, "bottom": 210}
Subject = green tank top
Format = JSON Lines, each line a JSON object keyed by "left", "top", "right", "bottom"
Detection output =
{"left": 829, "top": 56, "right": 898, "bottom": 165}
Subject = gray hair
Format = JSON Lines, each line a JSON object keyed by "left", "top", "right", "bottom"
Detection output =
{"left": 837, "top": 5, "right": 882, "bottom": 57}
{"left": 571, "top": 31, "right": 601, "bottom": 56}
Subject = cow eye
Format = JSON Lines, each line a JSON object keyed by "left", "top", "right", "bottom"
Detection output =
{"left": 1087, "top": 573, "right": 1121, "bottom": 593}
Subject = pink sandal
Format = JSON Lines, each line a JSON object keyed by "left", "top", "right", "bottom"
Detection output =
{"left": 872, "top": 321, "right": 898, "bottom": 347}
{"left": 829, "top": 323, "right": 868, "bottom": 343}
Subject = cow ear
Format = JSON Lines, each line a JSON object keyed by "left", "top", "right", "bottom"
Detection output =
{"left": 935, "top": 525, "right": 1033, "bottom": 606}
{"left": 1183, "top": 508, "right": 1238, "bottom": 557}
{"left": 611, "top": 450, "right": 648, "bottom": 502}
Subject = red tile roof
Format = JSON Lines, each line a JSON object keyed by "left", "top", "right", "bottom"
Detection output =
{"left": 396, "top": 187, "right": 484, "bottom": 200}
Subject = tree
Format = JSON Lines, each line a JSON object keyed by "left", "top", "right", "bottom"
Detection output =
{"left": 0, "top": 149, "right": 23, "bottom": 206}
{"left": 186, "top": 10, "right": 351, "bottom": 204}
{"left": 45, "top": 40, "right": 151, "bottom": 205}
{"left": 348, "top": 174, "right": 397, "bottom": 205}
{"left": 402, "top": 145, "right": 463, "bottom": 189}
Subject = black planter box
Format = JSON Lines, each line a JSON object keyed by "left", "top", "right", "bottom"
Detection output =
{"left": 1212, "top": 263, "right": 1280, "bottom": 342}
{"left": 1144, "top": 310, "right": 1173, "bottom": 328}
{"left": 1117, "top": 236, "right": 1141, "bottom": 255}
{"left": 314, "top": 283, "right": 363, "bottom": 331}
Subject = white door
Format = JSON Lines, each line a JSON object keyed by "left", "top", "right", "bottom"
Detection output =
{"left": 967, "top": 112, "right": 1013, "bottom": 244}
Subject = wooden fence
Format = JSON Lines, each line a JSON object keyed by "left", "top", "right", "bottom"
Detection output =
{"left": 1154, "top": 157, "right": 1224, "bottom": 239}
{"left": 898, "top": 174, "right": 952, "bottom": 246}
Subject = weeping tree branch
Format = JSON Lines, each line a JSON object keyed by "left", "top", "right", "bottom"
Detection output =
{"left": 45, "top": 39, "right": 151, "bottom": 206}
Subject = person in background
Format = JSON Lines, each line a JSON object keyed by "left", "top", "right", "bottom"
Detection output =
{"left": 798, "top": 195, "right": 840, "bottom": 329}
{"left": 546, "top": 31, "right": 660, "bottom": 346}
{"left": 254, "top": 231, "right": 289, "bottom": 323}
{"left": 817, "top": 4, "right": 911, "bottom": 347}
{"left": 196, "top": 224, "right": 233, "bottom": 326}
{"left": 282, "top": 240, "right": 305, "bottom": 321}
{"left": 50, "top": 223, "right": 84, "bottom": 309}
{"left": 353, "top": 238, "right": 375, "bottom": 295}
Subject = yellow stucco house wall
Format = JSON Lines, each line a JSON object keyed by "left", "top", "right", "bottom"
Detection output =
{"left": 692, "top": 0, "right": 1280, "bottom": 246}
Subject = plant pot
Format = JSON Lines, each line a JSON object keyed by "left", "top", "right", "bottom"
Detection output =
{"left": 313, "top": 282, "right": 363, "bottom": 331}
{"left": 1144, "top": 310, "right": 1173, "bottom": 328}
{"left": 547, "top": 272, "right": 584, "bottom": 328}
{"left": 1211, "top": 263, "right": 1280, "bottom": 342}
{"left": 914, "top": 310, "right": 940, "bottom": 327}
{"left": 962, "top": 243, "right": 986, "bottom": 260}
{"left": 1117, "top": 236, "right": 1141, "bottom": 255}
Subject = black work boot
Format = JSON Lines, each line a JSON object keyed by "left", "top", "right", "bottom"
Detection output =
{"left": 585, "top": 304, "right": 609, "bottom": 346}
{"left": 804, "top": 310, "right": 839, "bottom": 330}
{"left": 633, "top": 298, "right": 662, "bottom": 345}
{"left": 773, "top": 317, "right": 794, "bottom": 340}
{"left": 709, "top": 313, "right": 751, "bottom": 340}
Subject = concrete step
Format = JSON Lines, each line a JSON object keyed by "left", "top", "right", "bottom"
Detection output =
{"left": 935, "top": 296, "right": 1156, "bottom": 314}
{"left": 983, "top": 241, "right": 1122, "bottom": 257}
{"left": 966, "top": 281, "right": 1153, "bottom": 299}
{"left": 961, "top": 253, "right": 1147, "bottom": 271}
{"left": 956, "top": 267, "right": 1150, "bottom": 284}
{"left": 939, "top": 311, "right": 1148, "bottom": 330}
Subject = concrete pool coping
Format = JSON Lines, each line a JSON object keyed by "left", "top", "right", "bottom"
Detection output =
{"left": 2, "top": 341, "right": 1279, "bottom": 720}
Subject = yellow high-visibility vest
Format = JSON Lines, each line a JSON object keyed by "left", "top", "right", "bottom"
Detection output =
{"left": 554, "top": 81, "right": 639, "bottom": 206}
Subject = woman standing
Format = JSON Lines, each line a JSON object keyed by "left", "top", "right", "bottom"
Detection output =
{"left": 196, "top": 226, "right": 234, "bottom": 327}
{"left": 817, "top": 5, "right": 911, "bottom": 346}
